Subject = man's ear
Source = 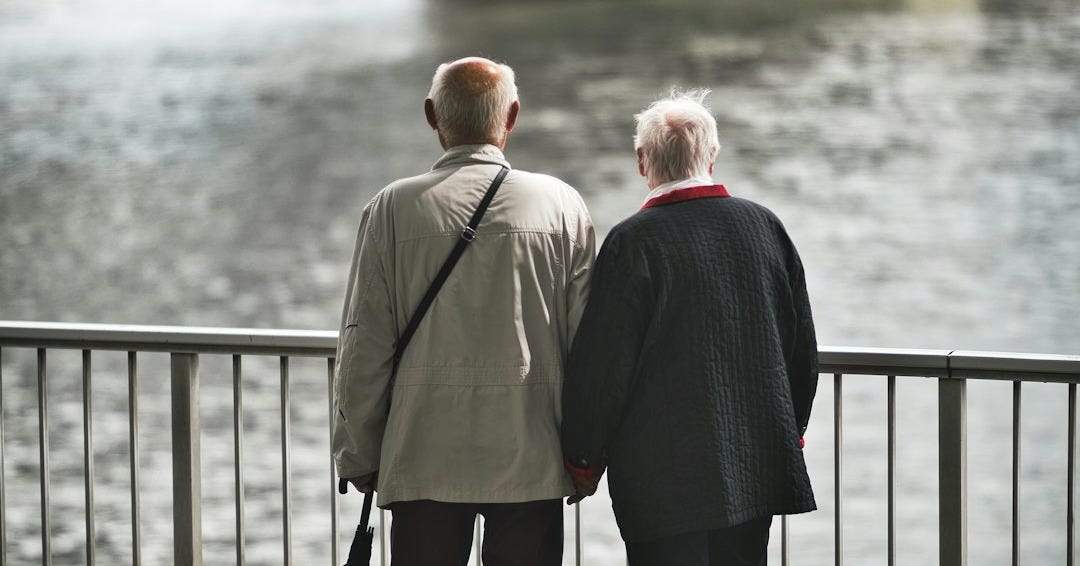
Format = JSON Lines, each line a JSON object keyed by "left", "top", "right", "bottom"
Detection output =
{"left": 505, "top": 100, "right": 520, "bottom": 132}
{"left": 636, "top": 147, "right": 647, "bottom": 178}
{"left": 424, "top": 99, "right": 438, "bottom": 131}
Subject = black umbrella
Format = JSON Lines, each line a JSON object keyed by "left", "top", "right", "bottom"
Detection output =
{"left": 339, "top": 478, "right": 375, "bottom": 566}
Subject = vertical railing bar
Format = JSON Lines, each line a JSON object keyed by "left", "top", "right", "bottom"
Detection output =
{"left": 328, "top": 357, "right": 338, "bottom": 566}
{"left": 281, "top": 356, "right": 293, "bottom": 566}
{"left": 474, "top": 515, "right": 482, "bottom": 564}
{"left": 0, "top": 346, "right": 6, "bottom": 566}
{"left": 38, "top": 348, "right": 52, "bottom": 566}
{"left": 888, "top": 375, "right": 896, "bottom": 566}
{"left": 834, "top": 372, "right": 843, "bottom": 566}
{"left": 233, "top": 355, "right": 245, "bottom": 566}
{"left": 781, "top": 514, "right": 789, "bottom": 566}
{"left": 171, "top": 353, "right": 202, "bottom": 565}
{"left": 379, "top": 508, "right": 387, "bottom": 566}
{"left": 82, "top": 350, "right": 96, "bottom": 566}
{"left": 1013, "top": 380, "right": 1021, "bottom": 566}
{"left": 1068, "top": 382, "right": 1076, "bottom": 566}
{"left": 128, "top": 351, "right": 141, "bottom": 566}
{"left": 938, "top": 376, "right": 967, "bottom": 566}
{"left": 575, "top": 503, "right": 582, "bottom": 566}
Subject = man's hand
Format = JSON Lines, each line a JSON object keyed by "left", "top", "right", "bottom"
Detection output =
{"left": 564, "top": 461, "right": 603, "bottom": 505}
{"left": 347, "top": 471, "right": 379, "bottom": 494}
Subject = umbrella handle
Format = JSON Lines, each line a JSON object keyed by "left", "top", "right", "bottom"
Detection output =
{"left": 360, "top": 490, "right": 374, "bottom": 532}
{"left": 339, "top": 477, "right": 375, "bottom": 533}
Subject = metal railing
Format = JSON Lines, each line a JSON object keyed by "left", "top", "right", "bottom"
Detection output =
{"left": 0, "top": 321, "right": 1077, "bottom": 565}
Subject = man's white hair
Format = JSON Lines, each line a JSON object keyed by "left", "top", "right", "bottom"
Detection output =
{"left": 634, "top": 89, "right": 721, "bottom": 185}
{"left": 427, "top": 59, "right": 518, "bottom": 144}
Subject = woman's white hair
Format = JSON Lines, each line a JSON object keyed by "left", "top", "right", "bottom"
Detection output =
{"left": 427, "top": 59, "right": 518, "bottom": 144}
{"left": 634, "top": 89, "right": 721, "bottom": 185}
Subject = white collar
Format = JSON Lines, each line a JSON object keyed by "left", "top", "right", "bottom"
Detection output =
{"left": 642, "top": 175, "right": 715, "bottom": 206}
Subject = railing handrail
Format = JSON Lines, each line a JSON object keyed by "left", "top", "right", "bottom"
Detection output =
{"left": 0, "top": 321, "right": 338, "bottom": 357}
{"left": 818, "top": 345, "right": 1080, "bottom": 382}
{"left": 1, "top": 320, "right": 1078, "bottom": 565}
{"left": 1, "top": 321, "right": 1077, "bottom": 380}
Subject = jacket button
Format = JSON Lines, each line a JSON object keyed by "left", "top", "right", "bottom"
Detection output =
{"left": 576, "top": 458, "right": 589, "bottom": 469}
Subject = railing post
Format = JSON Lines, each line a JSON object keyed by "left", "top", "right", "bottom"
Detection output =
{"left": 0, "top": 346, "right": 6, "bottom": 566}
{"left": 234, "top": 355, "right": 245, "bottom": 566}
{"left": 128, "top": 352, "right": 142, "bottom": 566}
{"left": 328, "top": 357, "right": 338, "bottom": 566}
{"left": 82, "top": 349, "right": 96, "bottom": 566}
{"left": 38, "top": 348, "right": 51, "bottom": 566}
{"left": 939, "top": 377, "right": 967, "bottom": 566}
{"left": 575, "top": 503, "right": 582, "bottom": 566}
{"left": 171, "top": 353, "right": 202, "bottom": 566}
{"left": 834, "top": 373, "right": 844, "bottom": 566}
{"left": 280, "top": 356, "right": 293, "bottom": 566}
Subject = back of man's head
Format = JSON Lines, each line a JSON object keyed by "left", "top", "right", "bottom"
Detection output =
{"left": 428, "top": 57, "right": 518, "bottom": 147}
{"left": 634, "top": 89, "right": 720, "bottom": 186}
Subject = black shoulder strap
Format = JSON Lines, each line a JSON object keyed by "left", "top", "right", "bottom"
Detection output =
{"left": 392, "top": 165, "right": 510, "bottom": 372}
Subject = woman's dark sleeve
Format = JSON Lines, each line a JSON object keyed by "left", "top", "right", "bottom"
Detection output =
{"left": 561, "top": 230, "right": 652, "bottom": 470}
{"left": 787, "top": 253, "right": 819, "bottom": 435}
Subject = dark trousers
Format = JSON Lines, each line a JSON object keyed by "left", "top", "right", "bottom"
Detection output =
{"left": 389, "top": 499, "right": 563, "bottom": 566}
{"left": 625, "top": 516, "right": 773, "bottom": 566}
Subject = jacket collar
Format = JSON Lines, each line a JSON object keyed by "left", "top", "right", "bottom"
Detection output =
{"left": 432, "top": 144, "right": 511, "bottom": 171}
{"left": 642, "top": 175, "right": 714, "bottom": 205}
{"left": 641, "top": 184, "right": 731, "bottom": 210}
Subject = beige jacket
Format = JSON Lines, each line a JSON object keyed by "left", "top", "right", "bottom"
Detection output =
{"left": 333, "top": 144, "right": 595, "bottom": 506}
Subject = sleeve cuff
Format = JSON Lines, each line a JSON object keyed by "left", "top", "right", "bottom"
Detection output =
{"left": 564, "top": 459, "right": 604, "bottom": 483}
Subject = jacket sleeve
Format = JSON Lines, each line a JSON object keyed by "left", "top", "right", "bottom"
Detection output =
{"left": 565, "top": 197, "right": 597, "bottom": 347}
{"left": 786, "top": 252, "right": 819, "bottom": 436}
{"left": 332, "top": 194, "right": 396, "bottom": 479}
{"left": 561, "top": 230, "right": 651, "bottom": 470}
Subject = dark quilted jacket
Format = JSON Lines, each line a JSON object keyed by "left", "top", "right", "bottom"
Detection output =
{"left": 561, "top": 193, "right": 818, "bottom": 543}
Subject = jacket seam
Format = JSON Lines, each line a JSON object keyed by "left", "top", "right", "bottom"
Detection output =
{"left": 395, "top": 228, "right": 569, "bottom": 246}
{"left": 394, "top": 380, "right": 562, "bottom": 388}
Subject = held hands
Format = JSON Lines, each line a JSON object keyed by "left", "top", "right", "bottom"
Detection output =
{"left": 564, "top": 461, "right": 604, "bottom": 505}
{"left": 567, "top": 475, "right": 600, "bottom": 505}
{"left": 347, "top": 471, "right": 379, "bottom": 494}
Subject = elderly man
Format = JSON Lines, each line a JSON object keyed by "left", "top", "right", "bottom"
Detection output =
{"left": 560, "top": 90, "right": 818, "bottom": 566}
{"left": 333, "top": 57, "right": 594, "bottom": 566}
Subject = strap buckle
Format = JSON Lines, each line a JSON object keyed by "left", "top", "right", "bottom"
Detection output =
{"left": 461, "top": 227, "right": 478, "bottom": 242}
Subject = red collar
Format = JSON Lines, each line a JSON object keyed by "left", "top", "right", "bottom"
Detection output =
{"left": 641, "top": 184, "right": 730, "bottom": 210}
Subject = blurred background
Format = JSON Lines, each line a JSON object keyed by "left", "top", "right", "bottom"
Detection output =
{"left": 1, "top": 0, "right": 1078, "bottom": 563}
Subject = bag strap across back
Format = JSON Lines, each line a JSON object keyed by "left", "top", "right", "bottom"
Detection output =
{"left": 391, "top": 164, "right": 510, "bottom": 373}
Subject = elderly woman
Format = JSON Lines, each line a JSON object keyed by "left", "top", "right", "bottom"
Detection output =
{"left": 561, "top": 90, "right": 818, "bottom": 566}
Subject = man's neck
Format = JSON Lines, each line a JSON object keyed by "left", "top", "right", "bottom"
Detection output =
{"left": 442, "top": 135, "right": 506, "bottom": 151}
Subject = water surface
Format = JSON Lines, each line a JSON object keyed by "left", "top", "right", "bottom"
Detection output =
{"left": 1, "top": 0, "right": 1078, "bottom": 563}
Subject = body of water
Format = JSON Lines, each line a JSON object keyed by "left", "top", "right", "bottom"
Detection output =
{"left": 1, "top": 0, "right": 1078, "bottom": 563}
